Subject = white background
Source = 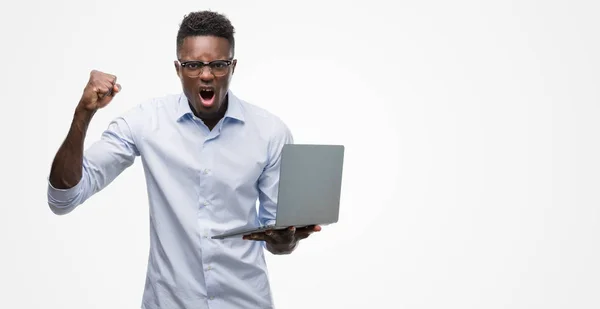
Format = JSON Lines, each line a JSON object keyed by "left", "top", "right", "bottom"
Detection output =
{"left": 1, "top": 0, "right": 599, "bottom": 308}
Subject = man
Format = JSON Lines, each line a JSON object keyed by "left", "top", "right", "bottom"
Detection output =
{"left": 47, "top": 10, "right": 320, "bottom": 309}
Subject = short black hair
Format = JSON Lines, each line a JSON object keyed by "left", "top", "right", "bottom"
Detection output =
{"left": 176, "top": 11, "right": 236, "bottom": 57}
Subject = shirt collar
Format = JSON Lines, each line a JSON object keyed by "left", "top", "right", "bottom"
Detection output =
{"left": 175, "top": 90, "right": 245, "bottom": 123}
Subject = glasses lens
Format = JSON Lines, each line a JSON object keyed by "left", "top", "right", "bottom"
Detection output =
{"left": 210, "top": 61, "right": 230, "bottom": 76}
{"left": 183, "top": 62, "right": 202, "bottom": 77}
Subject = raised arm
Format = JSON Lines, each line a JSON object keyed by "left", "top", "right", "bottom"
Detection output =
{"left": 47, "top": 70, "right": 138, "bottom": 215}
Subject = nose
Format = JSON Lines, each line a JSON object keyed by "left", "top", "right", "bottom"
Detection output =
{"left": 199, "top": 67, "right": 214, "bottom": 82}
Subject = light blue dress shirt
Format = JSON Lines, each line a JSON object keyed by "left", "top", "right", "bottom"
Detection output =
{"left": 47, "top": 91, "right": 294, "bottom": 309}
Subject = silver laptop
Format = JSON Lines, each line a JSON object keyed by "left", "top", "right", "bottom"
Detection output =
{"left": 211, "top": 144, "right": 345, "bottom": 240}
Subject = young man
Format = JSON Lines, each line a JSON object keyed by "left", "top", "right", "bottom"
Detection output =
{"left": 47, "top": 10, "right": 320, "bottom": 309}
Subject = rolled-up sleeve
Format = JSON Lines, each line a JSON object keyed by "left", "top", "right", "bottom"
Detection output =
{"left": 257, "top": 119, "right": 294, "bottom": 227}
{"left": 47, "top": 113, "right": 139, "bottom": 215}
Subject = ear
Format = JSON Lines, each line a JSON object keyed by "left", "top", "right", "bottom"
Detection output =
{"left": 174, "top": 60, "right": 182, "bottom": 77}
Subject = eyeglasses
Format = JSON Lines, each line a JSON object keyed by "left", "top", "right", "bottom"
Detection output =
{"left": 178, "top": 59, "right": 234, "bottom": 77}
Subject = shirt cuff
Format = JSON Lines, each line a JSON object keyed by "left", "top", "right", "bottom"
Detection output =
{"left": 47, "top": 176, "right": 84, "bottom": 205}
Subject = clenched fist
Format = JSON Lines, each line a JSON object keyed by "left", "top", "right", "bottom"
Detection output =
{"left": 78, "top": 70, "right": 122, "bottom": 112}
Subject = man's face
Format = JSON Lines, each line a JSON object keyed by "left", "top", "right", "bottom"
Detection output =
{"left": 175, "top": 35, "right": 236, "bottom": 120}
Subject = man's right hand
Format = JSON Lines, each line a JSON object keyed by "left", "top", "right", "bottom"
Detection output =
{"left": 77, "top": 70, "right": 122, "bottom": 112}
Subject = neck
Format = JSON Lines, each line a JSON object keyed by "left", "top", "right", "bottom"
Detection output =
{"left": 190, "top": 95, "right": 228, "bottom": 130}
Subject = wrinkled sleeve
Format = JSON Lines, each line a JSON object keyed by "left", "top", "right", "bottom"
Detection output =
{"left": 257, "top": 120, "right": 294, "bottom": 227}
{"left": 47, "top": 113, "right": 140, "bottom": 215}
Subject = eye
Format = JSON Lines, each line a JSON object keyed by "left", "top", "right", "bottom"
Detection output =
{"left": 185, "top": 62, "right": 201, "bottom": 69}
{"left": 211, "top": 61, "right": 227, "bottom": 68}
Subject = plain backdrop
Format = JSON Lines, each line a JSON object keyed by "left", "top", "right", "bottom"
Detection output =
{"left": 1, "top": 0, "right": 599, "bottom": 308}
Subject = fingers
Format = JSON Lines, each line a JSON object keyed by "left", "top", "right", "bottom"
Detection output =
{"left": 243, "top": 227, "right": 295, "bottom": 244}
{"left": 77, "top": 69, "right": 121, "bottom": 113}
{"left": 295, "top": 225, "right": 321, "bottom": 234}
{"left": 243, "top": 232, "right": 266, "bottom": 241}
{"left": 89, "top": 70, "right": 116, "bottom": 90}
{"left": 294, "top": 225, "right": 321, "bottom": 240}
{"left": 243, "top": 226, "right": 322, "bottom": 244}
{"left": 91, "top": 71, "right": 120, "bottom": 107}
{"left": 267, "top": 226, "right": 295, "bottom": 244}
{"left": 96, "top": 75, "right": 116, "bottom": 95}
{"left": 98, "top": 83, "right": 121, "bottom": 100}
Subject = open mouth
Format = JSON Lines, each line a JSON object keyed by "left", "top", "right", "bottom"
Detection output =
{"left": 200, "top": 88, "right": 215, "bottom": 100}
{"left": 199, "top": 88, "right": 216, "bottom": 107}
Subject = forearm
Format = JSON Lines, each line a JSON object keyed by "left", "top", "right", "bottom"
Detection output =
{"left": 49, "top": 107, "right": 95, "bottom": 189}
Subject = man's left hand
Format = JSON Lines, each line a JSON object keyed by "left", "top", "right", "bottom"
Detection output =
{"left": 243, "top": 225, "right": 321, "bottom": 254}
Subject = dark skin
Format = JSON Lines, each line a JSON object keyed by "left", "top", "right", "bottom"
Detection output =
{"left": 243, "top": 225, "right": 322, "bottom": 254}
{"left": 49, "top": 35, "right": 319, "bottom": 254}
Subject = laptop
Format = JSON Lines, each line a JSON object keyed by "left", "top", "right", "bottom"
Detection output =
{"left": 211, "top": 144, "right": 345, "bottom": 240}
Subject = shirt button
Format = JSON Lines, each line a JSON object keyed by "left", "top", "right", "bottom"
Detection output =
{"left": 203, "top": 201, "right": 209, "bottom": 206}
{"left": 209, "top": 296, "right": 214, "bottom": 300}
{"left": 203, "top": 169, "right": 211, "bottom": 174}
{"left": 207, "top": 266, "right": 212, "bottom": 270}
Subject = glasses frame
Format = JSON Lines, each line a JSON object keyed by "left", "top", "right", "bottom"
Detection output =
{"left": 178, "top": 59, "right": 235, "bottom": 77}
